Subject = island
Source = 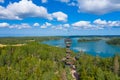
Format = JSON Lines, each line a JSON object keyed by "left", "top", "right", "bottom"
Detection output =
{"left": 78, "top": 38, "right": 101, "bottom": 42}
{"left": 106, "top": 38, "right": 120, "bottom": 45}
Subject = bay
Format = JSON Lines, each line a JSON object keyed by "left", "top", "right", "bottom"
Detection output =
{"left": 42, "top": 37, "right": 120, "bottom": 57}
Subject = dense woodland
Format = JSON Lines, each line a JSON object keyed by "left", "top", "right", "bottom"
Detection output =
{"left": 0, "top": 42, "right": 74, "bottom": 80}
{"left": 75, "top": 53, "right": 120, "bottom": 80}
{"left": 106, "top": 38, "right": 120, "bottom": 45}
{"left": 0, "top": 37, "right": 120, "bottom": 80}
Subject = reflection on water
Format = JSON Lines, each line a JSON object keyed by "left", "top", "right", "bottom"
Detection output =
{"left": 42, "top": 38, "right": 120, "bottom": 57}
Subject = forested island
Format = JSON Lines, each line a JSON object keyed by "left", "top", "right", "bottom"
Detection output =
{"left": 78, "top": 38, "right": 101, "bottom": 42}
{"left": 0, "top": 37, "right": 120, "bottom": 80}
{"left": 106, "top": 38, "right": 120, "bottom": 45}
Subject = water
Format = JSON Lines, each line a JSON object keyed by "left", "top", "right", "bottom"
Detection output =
{"left": 42, "top": 37, "right": 120, "bottom": 57}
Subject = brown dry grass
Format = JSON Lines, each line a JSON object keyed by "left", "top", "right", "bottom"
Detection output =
{"left": 0, "top": 44, "right": 25, "bottom": 47}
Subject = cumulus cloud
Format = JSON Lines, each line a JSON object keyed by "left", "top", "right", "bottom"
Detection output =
{"left": 108, "top": 21, "right": 120, "bottom": 27}
{"left": 51, "top": 24, "right": 71, "bottom": 31}
{"left": 94, "top": 19, "right": 120, "bottom": 27}
{"left": 77, "top": 0, "right": 120, "bottom": 14}
{"left": 0, "top": 0, "right": 4, "bottom": 3}
{"left": 33, "top": 23, "right": 40, "bottom": 27}
{"left": 52, "top": 11, "right": 68, "bottom": 22}
{"left": 0, "top": 22, "right": 31, "bottom": 29}
{"left": 41, "top": 0, "right": 48, "bottom": 3}
{"left": 72, "top": 21, "right": 91, "bottom": 27}
{"left": 63, "top": 24, "right": 70, "bottom": 28}
{"left": 0, "top": 19, "right": 119, "bottom": 30}
{"left": 0, "top": 0, "right": 51, "bottom": 20}
{"left": 9, "top": 23, "right": 31, "bottom": 29}
{"left": 0, "top": 22, "right": 9, "bottom": 28}
{"left": 0, "top": 0, "right": 68, "bottom": 22}
{"left": 94, "top": 19, "right": 107, "bottom": 25}
{"left": 72, "top": 19, "right": 120, "bottom": 30}
{"left": 40, "top": 22, "right": 52, "bottom": 28}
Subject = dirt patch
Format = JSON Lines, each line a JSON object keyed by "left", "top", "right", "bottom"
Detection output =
{"left": 0, "top": 44, "right": 7, "bottom": 47}
{"left": 0, "top": 44, "right": 25, "bottom": 47}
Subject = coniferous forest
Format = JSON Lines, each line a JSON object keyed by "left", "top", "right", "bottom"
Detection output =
{"left": 0, "top": 37, "right": 120, "bottom": 80}
{"left": 75, "top": 53, "right": 120, "bottom": 80}
{"left": 0, "top": 42, "right": 75, "bottom": 80}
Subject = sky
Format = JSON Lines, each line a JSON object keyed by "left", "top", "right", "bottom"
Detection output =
{"left": 0, "top": 0, "right": 120, "bottom": 36}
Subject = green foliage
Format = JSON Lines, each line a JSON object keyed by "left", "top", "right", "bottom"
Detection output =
{"left": 1, "top": 37, "right": 120, "bottom": 80}
{"left": 0, "top": 37, "right": 61, "bottom": 45}
{"left": 75, "top": 53, "right": 120, "bottom": 80}
{"left": 0, "top": 42, "right": 73, "bottom": 80}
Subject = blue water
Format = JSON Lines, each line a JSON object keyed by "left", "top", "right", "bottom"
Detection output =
{"left": 42, "top": 37, "right": 120, "bottom": 57}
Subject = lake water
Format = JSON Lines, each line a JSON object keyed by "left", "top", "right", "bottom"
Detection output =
{"left": 42, "top": 37, "right": 120, "bottom": 57}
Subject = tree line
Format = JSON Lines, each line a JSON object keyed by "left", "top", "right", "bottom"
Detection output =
{"left": 0, "top": 37, "right": 61, "bottom": 45}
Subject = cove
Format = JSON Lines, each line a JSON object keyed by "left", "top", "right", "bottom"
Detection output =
{"left": 42, "top": 37, "right": 120, "bottom": 57}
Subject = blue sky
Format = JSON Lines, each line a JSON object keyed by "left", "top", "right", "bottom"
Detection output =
{"left": 0, "top": 0, "right": 120, "bottom": 36}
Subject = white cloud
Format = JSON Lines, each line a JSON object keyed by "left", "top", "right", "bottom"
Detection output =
{"left": 0, "top": 0, "right": 4, "bottom": 3}
{"left": 33, "top": 23, "right": 40, "bottom": 27}
{"left": 0, "top": 22, "right": 9, "bottom": 28}
{"left": 94, "top": 19, "right": 107, "bottom": 25}
{"left": 0, "top": 22, "right": 31, "bottom": 29}
{"left": 52, "top": 11, "right": 68, "bottom": 22}
{"left": 0, "top": 19, "right": 119, "bottom": 30}
{"left": 108, "top": 21, "right": 120, "bottom": 27}
{"left": 9, "top": 23, "right": 31, "bottom": 29}
{"left": 51, "top": 24, "right": 70, "bottom": 31}
{"left": 63, "top": 24, "right": 70, "bottom": 28}
{"left": 45, "top": 22, "right": 52, "bottom": 26}
{"left": 41, "top": 0, "right": 48, "bottom": 3}
{"left": 0, "top": 0, "right": 68, "bottom": 22}
{"left": 0, "top": 0, "right": 52, "bottom": 20}
{"left": 77, "top": 0, "right": 120, "bottom": 14}
{"left": 72, "top": 22, "right": 97, "bottom": 30}
{"left": 72, "top": 21, "right": 92, "bottom": 28}
{"left": 94, "top": 19, "right": 120, "bottom": 27}
{"left": 72, "top": 19, "right": 120, "bottom": 30}
{"left": 0, "top": 6, "right": 20, "bottom": 20}
{"left": 40, "top": 22, "right": 52, "bottom": 28}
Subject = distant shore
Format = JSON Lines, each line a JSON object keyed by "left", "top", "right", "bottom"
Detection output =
{"left": 106, "top": 38, "right": 120, "bottom": 45}
{"left": 78, "top": 38, "right": 101, "bottom": 42}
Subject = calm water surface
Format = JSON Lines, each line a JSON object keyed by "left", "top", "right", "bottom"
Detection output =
{"left": 42, "top": 37, "right": 120, "bottom": 57}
